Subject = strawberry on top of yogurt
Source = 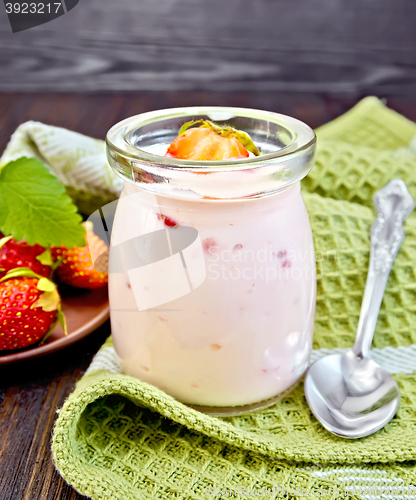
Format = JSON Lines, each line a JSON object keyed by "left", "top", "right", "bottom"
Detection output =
{"left": 165, "top": 120, "right": 260, "bottom": 161}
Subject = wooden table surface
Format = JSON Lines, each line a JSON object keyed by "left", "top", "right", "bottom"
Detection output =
{"left": 1, "top": 92, "right": 416, "bottom": 500}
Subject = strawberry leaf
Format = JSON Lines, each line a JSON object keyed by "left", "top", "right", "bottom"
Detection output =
{"left": 39, "top": 298, "right": 66, "bottom": 345}
{"left": 36, "top": 248, "right": 53, "bottom": 266}
{"left": 0, "top": 266, "right": 42, "bottom": 282}
{"left": 37, "top": 277, "right": 57, "bottom": 293}
{"left": 51, "top": 256, "right": 65, "bottom": 271}
{"left": 31, "top": 288, "right": 60, "bottom": 312}
{"left": 33, "top": 277, "right": 60, "bottom": 311}
{"left": 0, "top": 235, "right": 12, "bottom": 249}
{"left": 57, "top": 307, "right": 67, "bottom": 335}
{"left": 178, "top": 119, "right": 204, "bottom": 136}
{"left": 39, "top": 324, "right": 56, "bottom": 346}
{"left": 39, "top": 317, "right": 58, "bottom": 345}
{"left": 0, "top": 157, "right": 85, "bottom": 248}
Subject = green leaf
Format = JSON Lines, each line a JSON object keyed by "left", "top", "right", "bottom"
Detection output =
{"left": 51, "top": 256, "right": 65, "bottom": 271}
{"left": 57, "top": 307, "right": 67, "bottom": 336}
{"left": 178, "top": 119, "right": 204, "bottom": 136}
{"left": 38, "top": 292, "right": 65, "bottom": 345}
{"left": 39, "top": 317, "right": 58, "bottom": 345}
{"left": 0, "top": 235, "right": 12, "bottom": 249}
{"left": 0, "top": 266, "right": 42, "bottom": 282}
{"left": 36, "top": 248, "right": 53, "bottom": 266}
{"left": 38, "top": 325, "right": 55, "bottom": 345}
{"left": 31, "top": 287, "right": 60, "bottom": 312}
{"left": 229, "top": 130, "right": 260, "bottom": 156}
{"left": 0, "top": 157, "right": 85, "bottom": 248}
{"left": 37, "top": 277, "right": 57, "bottom": 293}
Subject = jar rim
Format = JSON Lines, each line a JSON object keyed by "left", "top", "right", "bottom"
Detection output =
{"left": 105, "top": 106, "right": 316, "bottom": 200}
{"left": 106, "top": 106, "right": 316, "bottom": 170}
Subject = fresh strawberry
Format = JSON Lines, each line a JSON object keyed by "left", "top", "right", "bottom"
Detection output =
{"left": 52, "top": 223, "right": 108, "bottom": 289}
{"left": 166, "top": 127, "right": 249, "bottom": 160}
{"left": 0, "top": 233, "right": 51, "bottom": 279}
{"left": 0, "top": 269, "right": 62, "bottom": 351}
{"left": 166, "top": 120, "right": 260, "bottom": 161}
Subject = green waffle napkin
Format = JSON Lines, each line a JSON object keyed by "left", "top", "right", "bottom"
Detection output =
{"left": 8, "top": 98, "right": 416, "bottom": 499}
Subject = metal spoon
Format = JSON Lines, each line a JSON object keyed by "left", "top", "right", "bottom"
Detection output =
{"left": 304, "top": 179, "right": 415, "bottom": 438}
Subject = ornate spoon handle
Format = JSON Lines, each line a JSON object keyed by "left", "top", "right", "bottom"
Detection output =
{"left": 353, "top": 179, "right": 415, "bottom": 358}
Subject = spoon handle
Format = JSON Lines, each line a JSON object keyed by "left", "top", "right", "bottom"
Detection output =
{"left": 353, "top": 179, "right": 415, "bottom": 358}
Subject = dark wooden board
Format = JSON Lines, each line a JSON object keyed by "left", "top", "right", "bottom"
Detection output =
{"left": 0, "top": 0, "right": 415, "bottom": 94}
{"left": 2, "top": 92, "right": 416, "bottom": 154}
{"left": 1, "top": 92, "right": 416, "bottom": 500}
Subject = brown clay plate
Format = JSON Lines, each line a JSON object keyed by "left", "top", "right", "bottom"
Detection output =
{"left": 0, "top": 285, "right": 109, "bottom": 365}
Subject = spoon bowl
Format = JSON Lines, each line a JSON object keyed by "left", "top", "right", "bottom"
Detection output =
{"left": 305, "top": 350, "right": 400, "bottom": 438}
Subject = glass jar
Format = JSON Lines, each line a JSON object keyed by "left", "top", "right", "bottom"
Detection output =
{"left": 105, "top": 107, "right": 316, "bottom": 416}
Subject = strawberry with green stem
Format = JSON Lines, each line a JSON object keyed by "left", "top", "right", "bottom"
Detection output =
{"left": 0, "top": 233, "right": 53, "bottom": 280}
{"left": 0, "top": 267, "right": 66, "bottom": 351}
{"left": 166, "top": 120, "right": 260, "bottom": 161}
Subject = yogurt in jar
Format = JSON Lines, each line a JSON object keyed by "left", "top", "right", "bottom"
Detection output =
{"left": 105, "top": 107, "right": 317, "bottom": 413}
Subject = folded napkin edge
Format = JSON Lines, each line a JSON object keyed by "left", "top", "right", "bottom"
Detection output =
{"left": 54, "top": 368, "right": 416, "bottom": 467}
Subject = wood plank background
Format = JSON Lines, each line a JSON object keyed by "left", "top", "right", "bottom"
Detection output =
{"left": 0, "top": 0, "right": 415, "bottom": 94}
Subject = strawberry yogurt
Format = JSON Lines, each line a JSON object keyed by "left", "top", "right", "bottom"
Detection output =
{"left": 106, "top": 107, "right": 317, "bottom": 414}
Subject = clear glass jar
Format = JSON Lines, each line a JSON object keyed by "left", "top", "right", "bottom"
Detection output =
{"left": 105, "top": 107, "right": 316, "bottom": 415}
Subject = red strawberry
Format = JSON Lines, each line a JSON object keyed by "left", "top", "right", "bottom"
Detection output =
{"left": 52, "top": 223, "right": 108, "bottom": 289}
{"left": 0, "top": 272, "right": 60, "bottom": 351}
{"left": 166, "top": 120, "right": 260, "bottom": 161}
{"left": 0, "top": 234, "right": 51, "bottom": 279}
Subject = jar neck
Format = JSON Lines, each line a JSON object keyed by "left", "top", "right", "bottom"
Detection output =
{"left": 121, "top": 178, "right": 302, "bottom": 207}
